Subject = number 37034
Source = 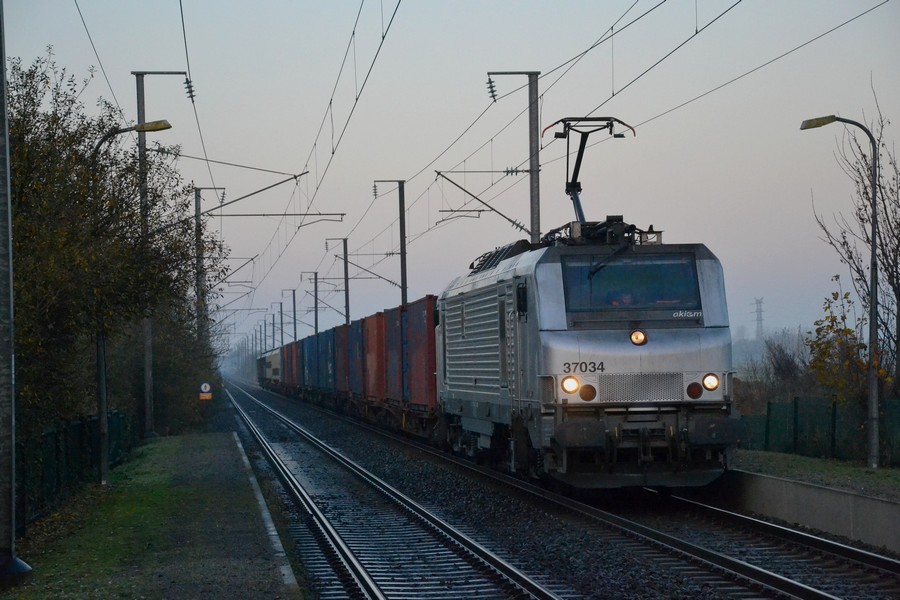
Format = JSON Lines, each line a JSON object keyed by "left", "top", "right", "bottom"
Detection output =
{"left": 562, "top": 361, "right": 605, "bottom": 373}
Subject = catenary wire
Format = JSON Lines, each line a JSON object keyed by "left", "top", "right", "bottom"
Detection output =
{"left": 72, "top": 0, "right": 124, "bottom": 120}
{"left": 316, "top": 0, "right": 887, "bottom": 306}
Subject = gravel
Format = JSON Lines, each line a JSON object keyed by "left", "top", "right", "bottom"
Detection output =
{"left": 240, "top": 385, "right": 900, "bottom": 599}
{"left": 252, "top": 390, "right": 738, "bottom": 600}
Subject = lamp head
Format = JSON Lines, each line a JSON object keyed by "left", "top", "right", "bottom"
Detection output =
{"left": 800, "top": 115, "right": 837, "bottom": 130}
{"left": 134, "top": 119, "right": 172, "bottom": 133}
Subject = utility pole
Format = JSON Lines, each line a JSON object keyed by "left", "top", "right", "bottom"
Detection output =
{"left": 342, "top": 238, "right": 350, "bottom": 324}
{"left": 0, "top": 1, "right": 31, "bottom": 580}
{"left": 327, "top": 238, "right": 351, "bottom": 324}
{"left": 374, "top": 181, "right": 408, "bottom": 306}
{"left": 194, "top": 187, "right": 224, "bottom": 346}
{"left": 283, "top": 289, "right": 297, "bottom": 341}
{"left": 133, "top": 69, "right": 187, "bottom": 438}
{"left": 487, "top": 71, "right": 541, "bottom": 244}
{"left": 314, "top": 272, "right": 319, "bottom": 334}
{"left": 302, "top": 272, "right": 320, "bottom": 334}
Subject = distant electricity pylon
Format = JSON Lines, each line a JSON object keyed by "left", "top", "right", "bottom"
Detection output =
{"left": 754, "top": 298, "right": 764, "bottom": 340}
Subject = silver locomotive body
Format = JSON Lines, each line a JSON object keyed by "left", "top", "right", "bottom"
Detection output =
{"left": 437, "top": 219, "right": 739, "bottom": 488}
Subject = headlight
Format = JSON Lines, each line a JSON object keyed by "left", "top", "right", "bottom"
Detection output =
{"left": 561, "top": 375, "right": 580, "bottom": 394}
{"left": 702, "top": 373, "right": 720, "bottom": 391}
{"left": 630, "top": 330, "right": 647, "bottom": 346}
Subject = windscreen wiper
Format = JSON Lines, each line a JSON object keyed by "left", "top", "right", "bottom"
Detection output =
{"left": 587, "top": 244, "right": 629, "bottom": 280}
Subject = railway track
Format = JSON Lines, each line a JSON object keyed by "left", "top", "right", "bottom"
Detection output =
{"left": 400, "top": 429, "right": 900, "bottom": 599}
{"left": 628, "top": 491, "right": 900, "bottom": 599}
{"left": 228, "top": 386, "right": 573, "bottom": 599}
{"left": 230, "top": 381, "right": 900, "bottom": 600}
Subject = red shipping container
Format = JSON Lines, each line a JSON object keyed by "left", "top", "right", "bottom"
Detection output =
{"left": 407, "top": 296, "right": 437, "bottom": 412}
{"left": 363, "top": 312, "right": 386, "bottom": 402}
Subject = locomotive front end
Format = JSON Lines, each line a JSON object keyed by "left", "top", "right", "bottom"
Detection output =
{"left": 536, "top": 234, "right": 740, "bottom": 488}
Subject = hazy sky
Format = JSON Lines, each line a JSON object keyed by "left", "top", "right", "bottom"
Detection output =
{"left": 5, "top": 1, "right": 900, "bottom": 348}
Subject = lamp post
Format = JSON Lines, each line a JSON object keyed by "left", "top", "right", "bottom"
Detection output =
{"left": 92, "top": 119, "right": 171, "bottom": 485}
{"left": 0, "top": 2, "right": 31, "bottom": 578}
{"left": 801, "top": 114, "right": 880, "bottom": 468}
{"left": 133, "top": 70, "right": 188, "bottom": 439}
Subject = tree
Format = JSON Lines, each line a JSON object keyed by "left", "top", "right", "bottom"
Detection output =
{"left": 805, "top": 277, "right": 869, "bottom": 406}
{"left": 813, "top": 100, "right": 898, "bottom": 397}
{"left": 733, "top": 328, "right": 812, "bottom": 416}
{"left": 7, "top": 51, "right": 226, "bottom": 437}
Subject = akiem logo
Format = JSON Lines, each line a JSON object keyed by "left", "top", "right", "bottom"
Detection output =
{"left": 673, "top": 310, "right": 702, "bottom": 319}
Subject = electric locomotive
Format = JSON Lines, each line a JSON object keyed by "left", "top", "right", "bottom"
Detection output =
{"left": 253, "top": 116, "right": 739, "bottom": 489}
{"left": 437, "top": 217, "right": 738, "bottom": 488}
{"left": 436, "top": 117, "right": 739, "bottom": 488}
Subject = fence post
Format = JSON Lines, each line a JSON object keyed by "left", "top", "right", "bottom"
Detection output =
{"left": 830, "top": 395, "right": 837, "bottom": 459}
{"left": 793, "top": 396, "right": 799, "bottom": 454}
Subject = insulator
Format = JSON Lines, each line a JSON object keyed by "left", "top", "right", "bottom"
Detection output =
{"left": 486, "top": 77, "right": 497, "bottom": 102}
{"left": 184, "top": 78, "right": 196, "bottom": 100}
{"left": 372, "top": 183, "right": 378, "bottom": 197}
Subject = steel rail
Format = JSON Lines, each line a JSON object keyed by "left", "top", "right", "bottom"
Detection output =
{"left": 227, "top": 391, "right": 386, "bottom": 600}
{"left": 257, "top": 389, "right": 844, "bottom": 600}
{"left": 669, "top": 492, "right": 900, "bottom": 575}
{"left": 237, "top": 388, "right": 564, "bottom": 600}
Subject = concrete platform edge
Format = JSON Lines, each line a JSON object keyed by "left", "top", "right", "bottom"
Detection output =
{"left": 717, "top": 470, "right": 900, "bottom": 553}
{"left": 232, "top": 432, "right": 300, "bottom": 590}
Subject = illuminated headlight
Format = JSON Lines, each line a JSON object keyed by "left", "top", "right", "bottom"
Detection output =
{"left": 702, "top": 373, "right": 720, "bottom": 391}
{"left": 561, "top": 376, "right": 580, "bottom": 394}
{"left": 630, "top": 330, "right": 647, "bottom": 346}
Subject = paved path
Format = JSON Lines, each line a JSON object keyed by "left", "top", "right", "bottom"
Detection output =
{"left": 135, "top": 432, "right": 300, "bottom": 599}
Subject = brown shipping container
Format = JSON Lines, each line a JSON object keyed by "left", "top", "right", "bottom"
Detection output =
{"left": 407, "top": 296, "right": 437, "bottom": 411}
{"left": 281, "top": 342, "right": 300, "bottom": 389}
{"left": 363, "top": 312, "right": 386, "bottom": 402}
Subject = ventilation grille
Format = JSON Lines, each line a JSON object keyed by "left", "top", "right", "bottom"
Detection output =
{"left": 596, "top": 373, "right": 683, "bottom": 402}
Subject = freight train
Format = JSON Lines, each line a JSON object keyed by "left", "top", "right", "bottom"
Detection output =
{"left": 255, "top": 118, "right": 740, "bottom": 488}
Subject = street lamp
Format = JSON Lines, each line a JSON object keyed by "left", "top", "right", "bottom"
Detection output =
{"left": 92, "top": 119, "right": 171, "bottom": 485}
{"left": 801, "top": 114, "right": 880, "bottom": 468}
{"left": 91, "top": 120, "right": 171, "bottom": 159}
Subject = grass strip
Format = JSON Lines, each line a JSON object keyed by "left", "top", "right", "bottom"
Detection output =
{"left": 3, "top": 439, "right": 187, "bottom": 599}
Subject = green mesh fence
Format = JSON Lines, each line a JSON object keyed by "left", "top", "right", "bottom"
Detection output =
{"left": 739, "top": 397, "right": 900, "bottom": 466}
{"left": 19, "top": 411, "right": 136, "bottom": 524}
{"left": 885, "top": 400, "right": 900, "bottom": 466}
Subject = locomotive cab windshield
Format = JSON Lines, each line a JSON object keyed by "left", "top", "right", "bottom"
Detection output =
{"left": 561, "top": 249, "right": 703, "bottom": 328}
